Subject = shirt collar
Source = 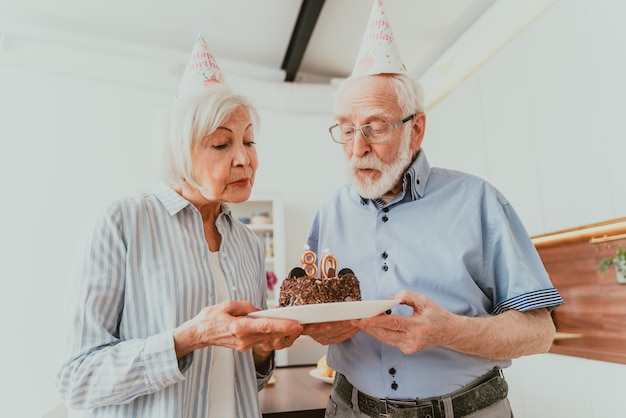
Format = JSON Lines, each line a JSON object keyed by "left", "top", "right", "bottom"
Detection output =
{"left": 154, "top": 184, "right": 230, "bottom": 219}
{"left": 406, "top": 149, "right": 430, "bottom": 200}
{"left": 356, "top": 149, "right": 431, "bottom": 207}
{"left": 155, "top": 185, "right": 191, "bottom": 215}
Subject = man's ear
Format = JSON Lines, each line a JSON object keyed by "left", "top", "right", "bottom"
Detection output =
{"left": 410, "top": 112, "right": 426, "bottom": 151}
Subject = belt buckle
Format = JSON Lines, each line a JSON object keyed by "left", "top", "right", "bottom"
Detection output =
{"left": 379, "top": 398, "right": 420, "bottom": 416}
{"left": 389, "top": 399, "right": 420, "bottom": 407}
{"left": 378, "top": 399, "right": 389, "bottom": 417}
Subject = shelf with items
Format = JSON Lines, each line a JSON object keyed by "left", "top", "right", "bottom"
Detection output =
{"left": 245, "top": 224, "right": 275, "bottom": 233}
{"left": 229, "top": 193, "right": 284, "bottom": 307}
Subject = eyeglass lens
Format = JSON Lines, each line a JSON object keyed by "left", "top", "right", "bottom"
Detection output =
{"left": 332, "top": 122, "right": 391, "bottom": 143}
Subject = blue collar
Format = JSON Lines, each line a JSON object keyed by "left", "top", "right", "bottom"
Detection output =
{"left": 358, "top": 150, "right": 431, "bottom": 208}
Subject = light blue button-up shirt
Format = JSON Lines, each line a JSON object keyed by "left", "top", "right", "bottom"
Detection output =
{"left": 55, "top": 186, "right": 271, "bottom": 417}
{"left": 306, "top": 151, "right": 563, "bottom": 399}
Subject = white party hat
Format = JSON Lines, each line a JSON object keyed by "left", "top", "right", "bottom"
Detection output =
{"left": 176, "top": 34, "right": 225, "bottom": 98}
{"left": 352, "top": 0, "right": 407, "bottom": 77}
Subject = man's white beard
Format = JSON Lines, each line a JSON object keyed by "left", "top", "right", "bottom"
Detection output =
{"left": 347, "top": 131, "right": 413, "bottom": 199}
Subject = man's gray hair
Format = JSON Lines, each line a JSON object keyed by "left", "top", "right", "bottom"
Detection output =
{"left": 334, "top": 74, "right": 425, "bottom": 117}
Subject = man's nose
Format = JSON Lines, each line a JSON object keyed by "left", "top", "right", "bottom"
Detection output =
{"left": 350, "top": 128, "right": 371, "bottom": 157}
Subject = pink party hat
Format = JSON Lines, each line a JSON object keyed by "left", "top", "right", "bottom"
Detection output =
{"left": 176, "top": 34, "right": 225, "bottom": 98}
{"left": 352, "top": 0, "right": 407, "bottom": 77}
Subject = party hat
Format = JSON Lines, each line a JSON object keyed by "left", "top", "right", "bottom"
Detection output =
{"left": 176, "top": 34, "right": 225, "bottom": 98}
{"left": 352, "top": 0, "right": 407, "bottom": 77}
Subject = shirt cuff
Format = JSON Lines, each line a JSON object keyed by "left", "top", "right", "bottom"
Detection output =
{"left": 256, "top": 350, "right": 275, "bottom": 390}
{"left": 143, "top": 331, "right": 187, "bottom": 392}
{"left": 492, "top": 288, "right": 564, "bottom": 315}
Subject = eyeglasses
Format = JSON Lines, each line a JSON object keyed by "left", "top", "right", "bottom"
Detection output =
{"left": 329, "top": 114, "right": 414, "bottom": 144}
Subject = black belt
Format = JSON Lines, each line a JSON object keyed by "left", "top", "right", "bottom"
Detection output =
{"left": 334, "top": 368, "right": 508, "bottom": 418}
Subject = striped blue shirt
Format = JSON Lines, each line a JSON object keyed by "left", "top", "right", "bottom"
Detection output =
{"left": 55, "top": 185, "right": 271, "bottom": 417}
{"left": 306, "top": 150, "right": 564, "bottom": 399}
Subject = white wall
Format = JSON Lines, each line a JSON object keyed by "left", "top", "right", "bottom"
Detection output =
{"left": 0, "top": 65, "right": 170, "bottom": 416}
{"left": 250, "top": 107, "right": 347, "bottom": 268}
{"left": 505, "top": 354, "right": 625, "bottom": 418}
{"left": 2, "top": 0, "right": 626, "bottom": 416}
{"left": 426, "top": 0, "right": 626, "bottom": 236}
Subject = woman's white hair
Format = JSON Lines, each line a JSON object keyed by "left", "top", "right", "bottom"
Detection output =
{"left": 161, "top": 84, "right": 260, "bottom": 190}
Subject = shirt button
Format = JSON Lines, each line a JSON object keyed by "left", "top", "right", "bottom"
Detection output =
{"left": 382, "top": 265, "right": 388, "bottom": 272}
{"left": 382, "top": 215, "right": 389, "bottom": 222}
{"left": 383, "top": 207, "right": 390, "bottom": 213}
{"left": 381, "top": 251, "right": 388, "bottom": 259}
{"left": 389, "top": 368, "right": 396, "bottom": 375}
{"left": 391, "top": 382, "right": 398, "bottom": 390}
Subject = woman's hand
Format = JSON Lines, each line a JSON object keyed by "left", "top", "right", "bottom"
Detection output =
{"left": 173, "top": 300, "right": 303, "bottom": 358}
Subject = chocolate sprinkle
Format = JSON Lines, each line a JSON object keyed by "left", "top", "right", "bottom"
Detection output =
{"left": 278, "top": 272, "right": 361, "bottom": 307}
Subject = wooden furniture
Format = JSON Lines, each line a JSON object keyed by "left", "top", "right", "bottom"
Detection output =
{"left": 533, "top": 218, "right": 626, "bottom": 364}
{"left": 260, "top": 366, "right": 332, "bottom": 418}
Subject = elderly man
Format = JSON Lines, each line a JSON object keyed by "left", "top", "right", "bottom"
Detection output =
{"left": 302, "top": 2, "right": 563, "bottom": 417}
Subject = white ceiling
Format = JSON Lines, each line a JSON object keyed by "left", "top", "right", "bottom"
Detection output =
{"left": 0, "top": 0, "right": 498, "bottom": 84}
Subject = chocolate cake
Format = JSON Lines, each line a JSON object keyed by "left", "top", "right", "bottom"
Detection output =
{"left": 278, "top": 266, "right": 361, "bottom": 307}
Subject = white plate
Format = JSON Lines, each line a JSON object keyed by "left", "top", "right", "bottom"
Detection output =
{"left": 309, "top": 368, "right": 334, "bottom": 384}
{"left": 248, "top": 300, "right": 399, "bottom": 324}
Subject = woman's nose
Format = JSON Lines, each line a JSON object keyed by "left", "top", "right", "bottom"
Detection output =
{"left": 233, "top": 143, "right": 251, "bottom": 166}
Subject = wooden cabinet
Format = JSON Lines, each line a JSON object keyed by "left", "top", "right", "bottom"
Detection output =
{"left": 532, "top": 218, "right": 626, "bottom": 365}
{"left": 230, "top": 193, "right": 285, "bottom": 307}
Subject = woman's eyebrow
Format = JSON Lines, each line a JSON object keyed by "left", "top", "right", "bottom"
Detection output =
{"left": 216, "top": 123, "right": 253, "bottom": 133}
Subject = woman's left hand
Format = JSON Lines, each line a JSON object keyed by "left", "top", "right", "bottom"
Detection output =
{"left": 173, "top": 300, "right": 303, "bottom": 358}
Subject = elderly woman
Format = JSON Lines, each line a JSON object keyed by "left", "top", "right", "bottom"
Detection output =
{"left": 55, "top": 80, "right": 302, "bottom": 417}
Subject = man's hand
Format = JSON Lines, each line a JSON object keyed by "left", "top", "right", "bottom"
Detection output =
{"left": 352, "top": 290, "right": 555, "bottom": 359}
{"left": 302, "top": 320, "right": 360, "bottom": 345}
{"left": 351, "top": 291, "right": 454, "bottom": 354}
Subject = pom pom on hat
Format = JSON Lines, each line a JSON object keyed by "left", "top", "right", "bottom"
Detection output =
{"left": 352, "top": 0, "right": 406, "bottom": 77}
{"left": 176, "top": 34, "right": 225, "bottom": 99}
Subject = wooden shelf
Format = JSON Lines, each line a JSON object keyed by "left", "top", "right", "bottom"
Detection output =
{"left": 246, "top": 224, "right": 274, "bottom": 231}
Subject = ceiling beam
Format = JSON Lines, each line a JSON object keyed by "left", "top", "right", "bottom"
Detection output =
{"left": 281, "top": 0, "right": 326, "bottom": 82}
